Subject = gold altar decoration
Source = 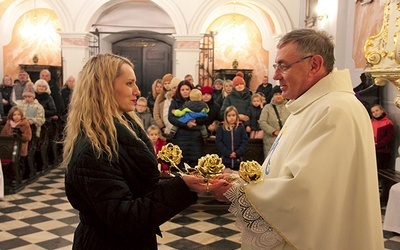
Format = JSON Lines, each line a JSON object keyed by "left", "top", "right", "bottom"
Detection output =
{"left": 364, "top": 0, "right": 400, "bottom": 108}
{"left": 238, "top": 160, "right": 262, "bottom": 184}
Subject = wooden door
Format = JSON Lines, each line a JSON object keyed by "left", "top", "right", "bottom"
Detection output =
{"left": 113, "top": 38, "right": 172, "bottom": 97}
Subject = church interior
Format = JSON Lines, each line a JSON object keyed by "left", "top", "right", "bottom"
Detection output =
{"left": 1, "top": 0, "right": 400, "bottom": 249}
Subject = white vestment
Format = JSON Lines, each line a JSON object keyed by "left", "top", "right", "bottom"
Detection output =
{"left": 234, "top": 69, "right": 383, "bottom": 249}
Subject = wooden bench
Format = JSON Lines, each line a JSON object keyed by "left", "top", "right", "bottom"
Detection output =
{"left": 0, "top": 134, "right": 25, "bottom": 194}
{"left": 378, "top": 168, "right": 400, "bottom": 206}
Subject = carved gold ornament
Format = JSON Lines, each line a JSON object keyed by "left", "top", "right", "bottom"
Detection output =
{"left": 238, "top": 160, "right": 263, "bottom": 184}
{"left": 196, "top": 154, "right": 225, "bottom": 178}
{"left": 157, "top": 143, "right": 184, "bottom": 173}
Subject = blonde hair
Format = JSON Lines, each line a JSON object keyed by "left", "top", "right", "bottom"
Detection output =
{"left": 189, "top": 89, "right": 202, "bottom": 101}
{"left": 223, "top": 80, "right": 233, "bottom": 98}
{"left": 61, "top": 53, "right": 143, "bottom": 167}
{"left": 34, "top": 79, "right": 51, "bottom": 94}
{"left": 251, "top": 93, "right": 262, "bottom": 102}
{"left": 151, "top": 79, "right": 162, "bottom": 99}
{"left": 223, "top": 106, "right": 239, "bottom": 131}
{"left": 147, "top": 124, "right": 161, "bottom": 136}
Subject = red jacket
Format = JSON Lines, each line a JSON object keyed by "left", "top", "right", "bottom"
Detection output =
{"left": 154, "top": 138, "right": 169, "bottom": 171}
{"left": 371, "top": 114, "right": 395, "bottom": 153}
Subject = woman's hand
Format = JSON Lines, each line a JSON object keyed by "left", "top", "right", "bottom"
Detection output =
{"left": 181, "top": 175, "right": 229, "bottom": 194}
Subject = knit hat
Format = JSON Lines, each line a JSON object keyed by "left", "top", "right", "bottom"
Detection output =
{"left": 201, "top": 86, "right": 213, "bottom": 95}
{"left": 170, "top": 77, "right": 181, "bottom": 89}
{"left": 272, "top": 85, "right": 282, "bottom": 95}
{"left": 232, "top": 72, "right": 245, "bottom": 87}
{"left": 22, "top": 82, "right": 35, "bottom": 98}
{"left": 162, "top": 73, "right": 173, "bottom": 84}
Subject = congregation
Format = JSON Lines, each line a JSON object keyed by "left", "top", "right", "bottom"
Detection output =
{"left": 0, "top": 67, "right": 395, "bottom": 179}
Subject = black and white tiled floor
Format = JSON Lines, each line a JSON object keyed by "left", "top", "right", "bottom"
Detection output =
{"left": 0, "top": 167, "right": 399, "bottom": 250}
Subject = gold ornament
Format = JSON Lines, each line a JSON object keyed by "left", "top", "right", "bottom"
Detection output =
{"left": 196, "top": 154, "right": 225, "bottom": 179}
{"left": 238, "top": 160, "right": 262, "bottom": 183}
{"left": 157, "top": 143, "right": 184, "bottom": 174}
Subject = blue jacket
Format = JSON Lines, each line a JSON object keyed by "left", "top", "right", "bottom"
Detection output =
{"left": 216, "top": 123, "right": 248, "bottom": 170}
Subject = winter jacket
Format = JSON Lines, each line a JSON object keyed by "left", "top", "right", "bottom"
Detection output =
{"left": 259, "top": 99, "right": 290, "bottom": 157}
{"left": 1, "top": 118, "right": 32, "bottom": 156}
{"left": 245, "top": 105, "right": 262, "bottom": 131}
{"left": 168, "top": 97, "right": 207, "bottom": 167}
{"left": 65, "top": 114, "right": 197, "bottom": 250}
{"left": 215, "top": 123, "right": 248, "bottom": 170}
{"left": 220, "top": 88, "right": 252, "bottom": 118}
{"left": 16, "top": 99, "right": 45, "bottom": 137}
{"left": 48, "top": 79, "right": 65, "bottom": 117}
{"left": 0, "top": 85, "right": 13, "bottom": 114}
{"left": 35, "top": 92, "right": 57, "bottom": 123}
{"left": 153, "top": 138, "right": 169, "bottom": 172}
{"left": 61, "top": 86, "right": 72, "bottom": 117}
{"left": 372, "top": 114, "right": 395, "bottom": 153}
{"left": 135, "top": 110, "right": 156, "bottom": 130}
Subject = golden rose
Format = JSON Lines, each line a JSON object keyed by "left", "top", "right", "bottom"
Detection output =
{"left": 157, "top": 143, "right": 182, "bottom": 166}
{"left": 196, "top": 154, "right": 225, "bottom": 178}
{"left": 238, "top": 160, "right": 262, "bottom": 183}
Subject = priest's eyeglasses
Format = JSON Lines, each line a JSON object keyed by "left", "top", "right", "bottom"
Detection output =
{"left": 272, "top": 55, "right": 314, "bottom": 71}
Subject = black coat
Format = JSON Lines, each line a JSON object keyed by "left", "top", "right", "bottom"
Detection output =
{"left": 35, "top": 92, "right": 57, "bottom": 123}
{"left": 48, "top": 79, "right": 65, "bottom": 116}
{"left": 245, "top": 105, "right": 262, "bottom": 130}
{"left": 168, "top": 97, "right": 207, "bottom": 167}
{"left": 0, "top": 85, "right": 13, "bottom": 114}
{"left": 65, "top": 114, "right": 197, "bottom": 250}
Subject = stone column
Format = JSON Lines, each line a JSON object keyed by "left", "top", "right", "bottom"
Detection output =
{"left": 173, "top": 35, "right": 202, "bottom": 86}
{"left": 59, "top": 32, "right": 93, "bottom": 83}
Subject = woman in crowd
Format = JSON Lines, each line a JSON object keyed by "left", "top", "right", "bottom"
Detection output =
{"left": 63, "top": 53, "right": 227, "bottom": 249}
{"left": 371, "top": 104, "right": 395, "bottom": 170}
{"left": 220, "top": 72, "right": 252, "bottom": 123}
{"left": 146, "top": 78, "right": 162, "bottom": 114}
{"left": 153, "top": 74, "right": 173, "bottom": 134}
{"left": 259, "top": 85, "right": 290, "bottom": 157}
{"left": 61, "top": 75, "right": 75, "bottom": 120}
{"left": 168, "top": 80, "right": 208, "bottom": 168}
{"left": 163, "top": 77, "right": 181, "bottom": 138}
{"left": 0, "top": 75, "right": 14, "bottom": 115}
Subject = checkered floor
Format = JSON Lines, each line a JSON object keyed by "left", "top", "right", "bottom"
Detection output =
{"left": 0, "top": 167, "right": 399, "bottom": 250}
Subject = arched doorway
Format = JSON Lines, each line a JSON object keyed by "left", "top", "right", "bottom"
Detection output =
{"left": 113, "top": 37, "right": 172, "bottom": 97}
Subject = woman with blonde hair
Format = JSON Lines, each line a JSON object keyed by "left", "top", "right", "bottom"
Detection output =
{"left": 146, "top": 78, "right": 162, "bottom": 113}
{"left": 63, "top": 53, "right": 227, "bottom": 249}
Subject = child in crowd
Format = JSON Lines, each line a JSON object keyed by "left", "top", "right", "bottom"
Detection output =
{"left": 212, "top": 79, "right": 224, "bottom": 107}
{"left": 163, "top": 78, "right": 181, "bottom": 137}
{"left": 135, "top": 97, "right": 156, "bottom": 130}
{"left": 245, "top": 93, "right": 264, "bottom": 139}
{"left": 170, "top": 89, "right": 209, "bottom": 139}
{"left": 1, "top": 106, "right": 32, "bottom": 177}
{"left": 216, "top": 106, "right": 248, "bottom": 170}
{"left": 147, "top": 125, "right": 168, "bottom": 172}
{"left": 371, "top": 104, "right": 395, "bottom": 170}
{"left": 222, "top": 79, "right": 233, "bottom": 99}
{"left": 15, "top": 82, "right": 45, "bottom": 138}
